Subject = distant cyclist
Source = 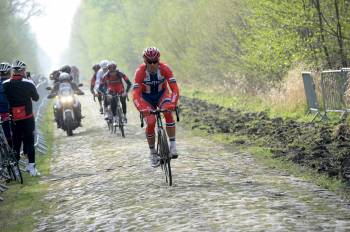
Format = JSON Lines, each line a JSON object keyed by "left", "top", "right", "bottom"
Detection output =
{"left": 132, "top": 47, "right": 180, "bottom": 167}
{"left": 101, "top": 61, "right": 132, "bottom": 124}
{"left": 90, "top": 64, "right": 103, "bottom": 114}
{"left": 95, "top": 60, "right": 109, "bottom": 117}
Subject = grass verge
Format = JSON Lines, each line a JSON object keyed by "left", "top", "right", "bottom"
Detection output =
{"left": 182, "top": 87, "right": 315, "bottom": 121}
{"left": 0, "top": 103, "right": 53, "bottom": 232}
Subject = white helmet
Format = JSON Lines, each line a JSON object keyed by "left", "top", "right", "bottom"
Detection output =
{"left": 0, "top": 62, "right": 11, "bottom": 73}
{"left": 59, "top": 72, "right": 71, "bottom": 82}
{"left": 100, "top": 60, "right": 109, "bottom": 69}
{"left": 12, "top": 60, "right": 26, "bottom": 71}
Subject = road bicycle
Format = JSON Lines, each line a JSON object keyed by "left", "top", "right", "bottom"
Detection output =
{"left": 141, "top": 107, "right": 179, "bottom": 186}
{"left": 0, "top": 118, "right": 23, "bottom": 184}
{"left": 105, "top": 92, "right": 125, "bottom": 137}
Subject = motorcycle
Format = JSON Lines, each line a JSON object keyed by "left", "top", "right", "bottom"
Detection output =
{"left": 47, "top": 82, "right": 84, "bottom": 136}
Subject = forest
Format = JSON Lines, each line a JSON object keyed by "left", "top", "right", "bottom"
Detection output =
{"left": 67, "top": 0, "right": 350, "bottom": 98}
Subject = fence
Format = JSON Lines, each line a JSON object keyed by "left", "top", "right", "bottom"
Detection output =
{"left": 33, "top": 78, "right": 50, "bottom": 154}
{"left": 302, "top": 68, "right": 350, "bottom": 121}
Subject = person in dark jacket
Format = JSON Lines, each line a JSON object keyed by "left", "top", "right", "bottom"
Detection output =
{"left": 47, "top": 72, "right": 84, "bottom": 128}
{"left": 0, "top": 62, "right": 12, "bottom": 146}
{"left": 3, "top": 60, "right": 40, "bottom": 176}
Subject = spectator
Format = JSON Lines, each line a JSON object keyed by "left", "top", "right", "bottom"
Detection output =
{"left": 3, "top": 60, "right": 40, "bottom": 176}
{"left": 0, "top": 62, "right": 13, "bottom": 146}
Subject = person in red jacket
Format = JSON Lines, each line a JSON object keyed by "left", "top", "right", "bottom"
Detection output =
{"left": 132, "top": 47, "right": 179, "bottom": 167}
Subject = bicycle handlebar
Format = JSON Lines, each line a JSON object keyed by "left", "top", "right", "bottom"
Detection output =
{"left": 140, "top": 107, "right": 180, "bottom": 128}
{"left": 150, "top": 109, "right": 168, "bottom": 114}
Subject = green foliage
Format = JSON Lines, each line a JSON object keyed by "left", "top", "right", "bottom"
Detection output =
{"left": 67, "top": 0, "right": 350, "bottom": 91}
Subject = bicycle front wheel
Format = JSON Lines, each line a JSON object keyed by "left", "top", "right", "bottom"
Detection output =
{"left": 159, "top": 129, "right": 172, "bottom": 186}
{"left": 163, "top": 158, "right": 172, "bottom": 186}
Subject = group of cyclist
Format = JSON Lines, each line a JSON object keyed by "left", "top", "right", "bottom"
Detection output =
{"left": 0, "top": 47, "right": 179, "bottom": 178}
{"left": 90, "top": 60, "right": 132, "bottom": 126}
{"left": 0, "top": 60, "right": 39, "bottom": 176}
{"left": 90, "top": 47, "right": 180, "bottom": 167}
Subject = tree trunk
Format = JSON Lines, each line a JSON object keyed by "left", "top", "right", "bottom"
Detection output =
{"left": 313, "top": 0, "right": 332, "bottom": 68}
{"left": 334, "top": 0, "right": 347, "bottom": 67}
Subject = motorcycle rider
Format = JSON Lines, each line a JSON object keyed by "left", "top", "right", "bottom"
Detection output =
{"left": 71, "top": 65, "right": 80, "bottom": 84}
{"left": 49, "top": 70, "right": 60, "bottom": 83}
{"left": 48, "top": 72, "right": 84, "bottom": 128}
{"left": 0, "top": 62, "right": 12, "bottom": 146}
{"left": 49, "top": 65, "right": 73, "bottom": 84}
{"left": 3, "top": 60, "right": 40, "bottom": 176}
{"left": 101, "top": 61, "right": 132, "bottom": 125}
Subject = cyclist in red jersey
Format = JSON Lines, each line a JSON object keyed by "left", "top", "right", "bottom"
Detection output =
{"left": 101, "top": 62, "right": 132, "bottom": 123}
{"left": 132, "top": 47, "right": 179, "bottom": 167}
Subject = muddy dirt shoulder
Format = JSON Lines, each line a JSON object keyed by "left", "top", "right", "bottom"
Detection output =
{"left": 179, "top": 96, "right": 350, "bottom": 183}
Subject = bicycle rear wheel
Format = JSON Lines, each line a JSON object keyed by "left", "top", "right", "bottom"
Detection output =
{"left": 117, "top": 107, "right": 125, "bottom": 138}
{"left": 8, "top": 151, "right": 23, "bottom": 184}
{"left": 1, "top": 166, "right": 11, "bottom": 182}
{"left": 159, "top": 129, "right": 172, "bottom": 186}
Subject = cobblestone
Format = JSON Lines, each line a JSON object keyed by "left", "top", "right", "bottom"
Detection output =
{"left": 36, "top": 94, "right": 350, "bottom": 231}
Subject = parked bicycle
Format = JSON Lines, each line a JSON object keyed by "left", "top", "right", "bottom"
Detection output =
{"left": 140, "top": 107, "right": 179, "bottom": 186}
{"left": 0, "top": 118, "right": 23, "bottom": 184}
{"left": 105, "top": 92, "right": 125, "bottom": 137}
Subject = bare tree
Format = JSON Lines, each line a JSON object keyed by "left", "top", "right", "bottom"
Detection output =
{"left": 334, "top": 0, "right": 347, "bottom": 67}
{"left": 312, "top": 0, "right": 332, "bottom": 68}
{"left": 10, "top": 0, "right": 42, "bottom": 23}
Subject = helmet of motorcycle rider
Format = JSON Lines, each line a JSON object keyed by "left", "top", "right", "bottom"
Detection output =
{"left": 0, "top": 62, "right": 12, "bottom": 74}
{"left": 108, "top": 62, "right": 117, "bottom": 71}
{"left": 100, "top": 60, "right": 109, "bottom": 69}
{"left": 12, "top": 60, "right": 27, "bottom": 72}
{"left": 58, "top": 72, "right": 71, "bottom": 82}
{"left": 60, "top": 65, "right": 71, "bottom": 74}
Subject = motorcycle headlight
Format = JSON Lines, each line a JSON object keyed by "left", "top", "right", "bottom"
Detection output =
{"left": 60, "top": 96, "right": 74, "bottom": 103}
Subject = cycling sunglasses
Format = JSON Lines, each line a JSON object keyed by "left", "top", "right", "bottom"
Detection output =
{"left": 146, "top": 60, "right": 159, "bottom": 64}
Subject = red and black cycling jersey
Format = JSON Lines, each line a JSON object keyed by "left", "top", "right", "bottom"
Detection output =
{"left": 102, "top": 70, "right": 132, "bottom": 94}
{"left": 3, "top": 75, "right": 39, "bottom": 121}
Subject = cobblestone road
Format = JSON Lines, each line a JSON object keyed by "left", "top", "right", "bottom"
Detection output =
{"left": 36, "top": 93, "right": 350, "bottom": 231}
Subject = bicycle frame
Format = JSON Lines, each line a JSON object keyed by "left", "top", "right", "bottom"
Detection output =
{"left": 0, "top": 118, "right": 23, "bottom": 184}
{"left": 106, "top": 92, "right": 125, "bottom": 137}
{"left": 140, "top": 107, "right": 180, "bottom": 186}
{"left": 106, "top": 93, "right": 122, "bottom": 116}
